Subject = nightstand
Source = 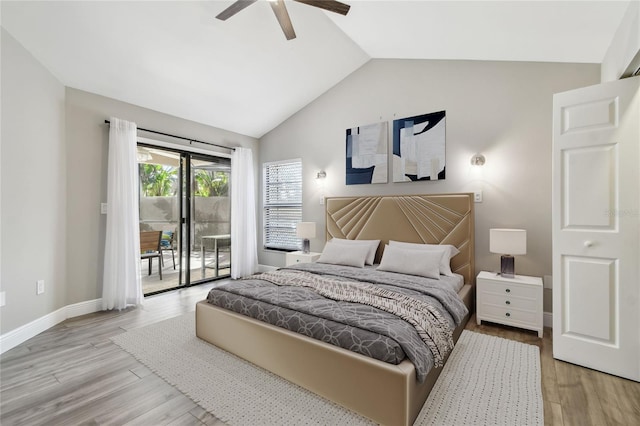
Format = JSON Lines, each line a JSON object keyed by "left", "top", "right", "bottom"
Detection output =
{"left": 285, "top": 251, "right": 321, "bottom": 266}
{"left": 476, "top": 271, "right": 544, "bottom": 337}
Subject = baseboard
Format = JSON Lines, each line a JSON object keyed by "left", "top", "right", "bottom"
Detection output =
{"left": 66, "top": 298, "right": 103, "bottom": 318}
{"left": 0, "top": 298, "right": 102, "bottom": 354}
{"left": 544, "top": 312, "right": 553, "bottom": 329}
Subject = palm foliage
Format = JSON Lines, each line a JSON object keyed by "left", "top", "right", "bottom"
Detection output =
{"left": 139, "top": 164, "right": 228, "bottom": 197}
{"left": 139, "top": 164, "right": 178, "bottom": 196}
{"left": 195, "top": 170, "right": 229, "bottom": 197}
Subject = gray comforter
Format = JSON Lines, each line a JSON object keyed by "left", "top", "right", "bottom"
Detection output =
{"left": 206, "top": 262, "right": 468, "bottom": 382}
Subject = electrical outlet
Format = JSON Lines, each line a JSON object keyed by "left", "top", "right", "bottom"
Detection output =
{"left": 474, "top": 191, "right": 483, "bottom": 203}
{"left": 0, "top": 291, "right": 5, "bottom": 307}
{"left": 101, "top": 203, "right": 108, "bottom": 214}
{"left": 319, "top": 196, "right": 325, "bottom": 205}
{"left": 37, "top": 280, "right": 45, "bottom": 295}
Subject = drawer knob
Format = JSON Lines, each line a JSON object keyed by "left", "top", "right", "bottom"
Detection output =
{"left": 505, "top": 300, "right": 511, "bottom": 305}
{"left": 505, "top": 288, "right": 511, "bottom": 293}
{"left": 584, "top": 240, "right": 594, "bottom": 248}
{"left": 505, "top": 312, "right": 511, "bottom": 317}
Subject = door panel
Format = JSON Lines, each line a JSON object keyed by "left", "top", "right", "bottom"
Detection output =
{"left": 137, "top": 145, "right": 181, "bottom": 294}
{"left": 562, "top": 256, "right": 617, "bottom": 343}
{"left": 560, "top": 96, "right": 617, "bottom": 134}
{"left": 562, "top": 144, "right": 617, "bottom": 229}
{"left": 552, "top": 76, "right": 639, "bottom": 381}
{"left": 191, "top": 155, "right": 231, "bottom": 282}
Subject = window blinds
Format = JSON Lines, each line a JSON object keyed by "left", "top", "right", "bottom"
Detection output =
{"left": 263, "top": 159, "right": 302, "bottom": 250}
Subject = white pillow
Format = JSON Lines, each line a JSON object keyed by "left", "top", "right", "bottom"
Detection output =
{"left": 377, "top": 245, "right": 441, "bottom": 279}
{"left": 389, "top": 241, "right": 460, "bottom": 277}
{"left": 317, "top": 240, "right": 370, "bottom": 268}
{"left": 330, "top": 238, "right": 380, "bottom": 265}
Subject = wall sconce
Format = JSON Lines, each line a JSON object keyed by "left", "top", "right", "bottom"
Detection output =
{"left": 316, "top": 170, "right": 327, "bottom": 179}
{"left": 470, "top": 154, "right": 486, "bottom": 166}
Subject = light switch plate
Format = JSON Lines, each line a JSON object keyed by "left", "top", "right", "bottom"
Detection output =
{"left": 101, "top": 203, "right": 108, "bottom": 214}
{"left": 474, "top": 191, "right": 483, "bottom": 203}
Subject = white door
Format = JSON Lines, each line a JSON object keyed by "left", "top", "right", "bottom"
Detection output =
{"left": 552, "top": 76, "right": 640, "bottom": 381}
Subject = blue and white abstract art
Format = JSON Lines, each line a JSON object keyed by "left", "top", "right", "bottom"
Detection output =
{"left": 393, "top": 111, "right": 446, "bottom": 182}
{"left": 346, "top": 121, "right": 388, "bottom": 185}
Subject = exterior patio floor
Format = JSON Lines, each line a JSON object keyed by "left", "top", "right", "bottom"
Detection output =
{"left": 141, "top": 250, "right": 230, "bottom": 295}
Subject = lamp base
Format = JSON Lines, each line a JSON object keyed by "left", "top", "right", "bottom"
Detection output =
{"left": 500, "top": 255, "right": 515, "bottom": 278}
{"left": 302, "top": 239, "right": 310, "bottom": 254}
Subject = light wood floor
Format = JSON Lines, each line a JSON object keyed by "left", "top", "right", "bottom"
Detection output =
{"left": 1, "top": 283, "right": 639, "bottom": 425}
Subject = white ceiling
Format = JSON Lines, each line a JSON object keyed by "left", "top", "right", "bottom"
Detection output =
{"left": 1, "top": 1, "right": 632, "bottom": 138}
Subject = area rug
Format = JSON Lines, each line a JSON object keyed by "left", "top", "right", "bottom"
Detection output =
{"left": 112, "top": 313, "right": 543, "bottom": 425}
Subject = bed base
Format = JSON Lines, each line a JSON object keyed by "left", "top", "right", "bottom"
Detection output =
{"left": 196, "top": 284, "right": 472, "bottom": 426}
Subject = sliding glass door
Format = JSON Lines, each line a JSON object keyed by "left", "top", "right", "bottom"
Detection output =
{"left": 183, "top": 154, "right": 231, "bottom": 285}
{"left": 137, "top": 144, "right": 231, "bottom": 295}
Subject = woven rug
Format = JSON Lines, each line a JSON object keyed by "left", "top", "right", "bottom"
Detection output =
{"left": 112, "top": 313, "right": 543, "bottom": 425}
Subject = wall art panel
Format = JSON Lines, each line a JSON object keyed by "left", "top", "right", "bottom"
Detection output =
{"left": 346, "top": 121, "right": 388, "bottom": 185}
{"left": 392, "top": 111, "right": 446, "bottom": 182}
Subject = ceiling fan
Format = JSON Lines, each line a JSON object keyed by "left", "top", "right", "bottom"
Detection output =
{"left": 216, "top": 0, "right": 351, "bottom": 40}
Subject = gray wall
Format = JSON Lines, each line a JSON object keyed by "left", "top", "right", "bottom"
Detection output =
{"left": 65, "top": 88, "right": 259, "bottom": 305}
{"left": 259, "top": 59, "right": 601, "bottom": 312}
{"left": 1, "top": 30, "right": 259, "bottom": 334}
{"left": 1, "top": 29, "right": 67, "bottom": 333}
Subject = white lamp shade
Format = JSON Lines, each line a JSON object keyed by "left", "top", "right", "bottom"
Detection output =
{"left": 296, "top": 222, "right": 316, "bottom": 239}
{"left": 490, "top": 229, "right": 526, "bottom": 255}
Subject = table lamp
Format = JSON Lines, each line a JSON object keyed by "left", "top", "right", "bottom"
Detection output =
{"left": 490, "top": 228, "right": 526, "bottom": 278}
{"left": 296, "top": 222, "right": 316, "bottom": 254}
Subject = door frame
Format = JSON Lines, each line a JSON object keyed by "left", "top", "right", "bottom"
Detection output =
{"left": 137, "top": 137, "right": 232, "bottom": 295}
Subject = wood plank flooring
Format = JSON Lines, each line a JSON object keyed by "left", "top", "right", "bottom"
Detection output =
{"left": 2, "top": 282, "right": 639, "bottom": 425}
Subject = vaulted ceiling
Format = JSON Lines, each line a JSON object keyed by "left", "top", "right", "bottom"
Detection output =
{"left": 1, "top": 1, "right": 631, "bottom": 138}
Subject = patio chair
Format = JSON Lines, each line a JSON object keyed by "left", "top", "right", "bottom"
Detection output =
{"left": 140, "top": 231, "right": 162, "bottom": 280}
{"left": 160, "top": 229, "right": 176, "bottom": 270}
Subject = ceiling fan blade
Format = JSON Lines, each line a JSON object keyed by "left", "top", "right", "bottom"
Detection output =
{"left": 270, "top": 0, "right": 297, "bottom": 40}
{"left": 294, "top": 0, "right": 350, "bottom": 16}
{"left": 216, "top": 0, "right": 258, "bottom": 21}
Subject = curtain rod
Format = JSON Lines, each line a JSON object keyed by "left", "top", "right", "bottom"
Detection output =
{"left": 104, "top": 120, "right": 235, "bottom": 151}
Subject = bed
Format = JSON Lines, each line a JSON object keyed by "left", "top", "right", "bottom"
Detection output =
{"left": 196, "top": 193, "right": 475, "bottom": 425}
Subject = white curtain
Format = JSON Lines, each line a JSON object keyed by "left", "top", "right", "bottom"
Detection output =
{"left": 231, "top": 147, "right": 258, "bottom": 278}
{"left": 102, "top": 117, "right": 143, "bottom": 310}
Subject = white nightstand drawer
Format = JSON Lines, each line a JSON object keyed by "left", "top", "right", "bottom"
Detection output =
{"left": 479, "top": 304, "right": 539, "bottom": 325}
{"left": 285, "top": 251, "right": 321, "bottom": 266}
{"left": 478, "top": 280, "right": 539, "bottom": 299}
{"left": 480, "top": 292, "right": 539, "bottom": 311}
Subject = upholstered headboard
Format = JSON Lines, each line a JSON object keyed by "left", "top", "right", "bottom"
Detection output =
{"left": 326, "top": 194, "right": 475, "bottom": 284}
